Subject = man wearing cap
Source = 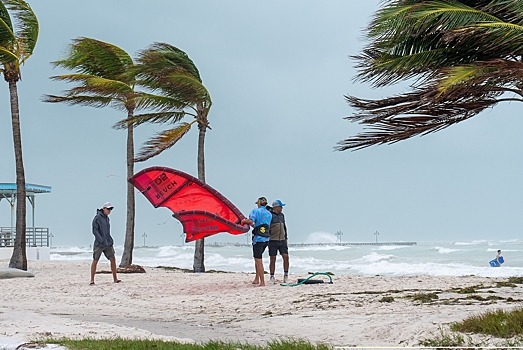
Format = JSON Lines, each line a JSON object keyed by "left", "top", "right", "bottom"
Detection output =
{"left": 90, "top": 202, "right": 121, "bottom": 285}
{"left": 241, "top": 197, "right": 272, "bottom": 286}
{"left": 269, "top": 199, "right": 289, "bottom": 283}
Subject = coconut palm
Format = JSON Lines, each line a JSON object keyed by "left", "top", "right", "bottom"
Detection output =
{"left": 115, "top": 43, "right": 212, "bottom": 272}
{"left": 0, "top": 0, "right": 39, "bottom": 270}
{"left": 43, "top": 37, "right": 153, "bottom": 268}
{"left": 338, "top": 0, "right": 523, "bottom": 150}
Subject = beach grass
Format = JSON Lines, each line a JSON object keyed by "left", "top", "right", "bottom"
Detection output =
{"left": 421, "top": 308, "right": 523, "bottom": 347}
{"left": 409, "top": 292, "right": 438, "bottom": 303}
{"left": 451, "top": 307, "right": 523, "bottom": 338}
{"left": 42, "top": 338, "right": 332, "bottom": 350}
{"left": 36, "top": 308, "right": 523, "bottom": 349}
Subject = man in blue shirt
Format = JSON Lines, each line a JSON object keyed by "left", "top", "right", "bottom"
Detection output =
{"left": 241, "top": 196, "right": 272, "bottom": 286}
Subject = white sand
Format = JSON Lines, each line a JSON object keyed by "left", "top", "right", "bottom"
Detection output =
{"left": 0, "top": 260, "right": 521, "bottom": 348}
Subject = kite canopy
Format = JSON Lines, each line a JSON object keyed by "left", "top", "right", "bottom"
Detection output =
{"left": 129, "top": 166, "right": 250, "bottom": 242}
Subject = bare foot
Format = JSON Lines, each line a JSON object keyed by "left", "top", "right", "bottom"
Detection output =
{"left": 252, "top": 280, "right": 259, "bottom": 284}
{"left": 257, "top": 283, "right": 265, "bottom": 287}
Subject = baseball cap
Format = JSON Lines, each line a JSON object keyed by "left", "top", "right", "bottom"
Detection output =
{"left": 255, "top": 197, "right": 268, "bottom": 205}
{"left": 102, "top": 202, "right": 114, "bottom": 209}
{"left": 271, "top": 199, "right": 286, "bottom": 207}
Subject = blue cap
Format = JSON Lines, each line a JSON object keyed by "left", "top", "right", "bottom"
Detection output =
{"left": 271, "top": 199, "right": 286, "bottom": 207}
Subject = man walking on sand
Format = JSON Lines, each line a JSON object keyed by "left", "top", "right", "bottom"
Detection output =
{"left": 241, "top": 196, "right": 272, "bottom": 287}
{"left": 90, "top": 202, "right": 121, "bottom": 285}
{"left": 269, "top": 199, "right": 289, "bottom": 284}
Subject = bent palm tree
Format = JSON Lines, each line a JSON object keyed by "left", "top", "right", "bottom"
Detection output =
{"left": 0, "top": 0, "right": 39, "bottom": 270}
{"left": 44, "top": 37, "right": 153, "bottom": 267}
{"left": 115, "top": 43, "right": 212, "bottom": 272}
{"left": 339, "top": 0, "right": 523, "bottom": 150}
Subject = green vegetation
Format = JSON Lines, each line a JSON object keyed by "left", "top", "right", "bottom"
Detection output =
{"left": 157, "top": 266, "right": 193, "bottom": 272}
{"left": 450, "top": 285, "right": 483, "bottom": 294}
{"left": 451, "top": 308, "right": 523, "bottom": 338}
{"left": 419, "top": 330, "right": 469, "bottom": 348}
{"left": 42, "top": 338, "right": 332, "bottom": 350}
{"left": 466, "top": 295, "right": 504, "bottom": 302}
{"left": 379, "top": 296, "right": 394, "bottom": 303}
{"left": 156, "top": 266, "right": 228, "bottom": 273}
{"left": 508, "top": 277, "right": 523, "bottom": 284}
{"left": 496, "top": 281, "right": 517, "bottom": 288}
{"left": 39, "top": 308, "right": 523, "bottom": 348}
{"left": 409, "top": 292, "right": 438, "bottom": 303}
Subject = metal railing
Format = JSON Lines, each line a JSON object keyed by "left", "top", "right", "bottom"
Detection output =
{"left": 0, "top": 227, "right": 50, "bottom": 247}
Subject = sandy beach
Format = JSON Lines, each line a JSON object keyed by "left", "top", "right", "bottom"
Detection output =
{"left": 1, "top": 260, "right": 522, "bottom": 348}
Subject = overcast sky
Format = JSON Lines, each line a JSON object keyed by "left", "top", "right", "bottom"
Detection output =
{"left": 0, "top": 1, "right": 522, "bottom": 247}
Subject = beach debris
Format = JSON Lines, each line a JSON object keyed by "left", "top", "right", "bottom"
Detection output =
{"left": 97, "top": 264, "right": 146, "bottom": 274}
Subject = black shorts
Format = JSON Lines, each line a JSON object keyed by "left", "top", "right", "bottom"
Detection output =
{"left": 93, "top": 246, "right": 115, "bottom": 261}
{"left": 252, "top": 241, "right": 268, "bottom": 259}
{"left": 268, "top": 240, "right": 288, "bottom": 256}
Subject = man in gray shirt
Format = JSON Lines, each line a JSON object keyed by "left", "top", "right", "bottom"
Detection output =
{"left": 269, "top": 199, "right": 289, "bottom": 283}
{"left": 90, "top": 202, "right": 121, "bottom": 285}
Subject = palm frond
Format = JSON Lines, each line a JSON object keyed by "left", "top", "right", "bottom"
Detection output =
{"left": 0, "top": 2, "right": 14, "bottom": 48}
{"left": 135, "top": 42, "right": 211, "bottom": 106}
{"left": 113, "top": 111, "right": 189, "bottom": 129}
{"left": 341, "top": 0, "right": 523, "bottom": 151}
{"left": 132, "top": 92, "right": 192, "bottom": 111}
{"left": 49, "top": 73, "right": 101, "bottom": 83}
{"left": 437, "top": 59, "right": 523, "bottom": 98}
{"left": 155, "top": 73, "right": 211, "bottom": 104}
{"left": 51, "top": 74, "right": 133, "bottom": 95}
{"left": 134, "top": 122, "right": 194, "bottom": 162}
{"left": 446, "top": 21, "right": 523, "bottom": 55}
{"left": 353, "top": 47, "right": 450, "bottom": 86}
{"left": 338, "top": 91, "right": 498, "bottom": 151}
{"left": 52, "top": 37, "right": 134, "bottom": 83}
{"left": 481, "top": 0, "right": 523, "bottom": 25}
{"left": 356, "top": 1, "right": 512, "bottom": 87}
{"left": 137, "top": 42, "right": 202, "bottom": 83}
{"left": 2, "top": 0, "right": 38, "bottom": 60}
{"left": 0, "top": 46, "right": 19, "bottom": 65}
{"left": 412, "top": 1, "right": 499, "bottom": 30}
{"left": 42, "top": 94, "right": 113, "bottom": 108}
{"left": 45, "top": 38, "right": 144, "bottom": 114}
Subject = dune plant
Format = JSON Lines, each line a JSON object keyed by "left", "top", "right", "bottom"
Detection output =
{"left": 451, "top": 308, "right": 523, "bottom": 338}
{"left": 41, "top": 338, "right": 333, "bottom": 350}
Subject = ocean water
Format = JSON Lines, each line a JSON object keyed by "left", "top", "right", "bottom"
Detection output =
{"left": 51, "top": 239, "right": 523, "bottom": 278}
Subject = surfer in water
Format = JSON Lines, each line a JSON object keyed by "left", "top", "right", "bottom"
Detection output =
{"left": 496, "top": 250, "right": 502, "bottom": 264}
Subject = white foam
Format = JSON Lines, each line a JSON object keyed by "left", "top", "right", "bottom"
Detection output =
{"left": 48, "top": 240, "right": 523, "bottom": 277}
{"left": 435, "top": 246, "right": 460, "bottom": 254}
{"left": 304, "top": 231, "right": 337, "bottom": 244}
{"left": 357, "top": 252, "right": 395, "bottom": 263}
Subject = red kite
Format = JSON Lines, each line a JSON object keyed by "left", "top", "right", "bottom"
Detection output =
{"left": 129, "top": 166, "right": 250, "bottom": 242}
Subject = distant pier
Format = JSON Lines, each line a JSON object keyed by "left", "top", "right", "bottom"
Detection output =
{"left": 289, "top": 242, "right": 416, "bottom": 247}
{"left": 208, "top": 241, "right": 417, "bottom": 247}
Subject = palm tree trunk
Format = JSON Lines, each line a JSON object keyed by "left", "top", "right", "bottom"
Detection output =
{"left": 7, "top": 79, "right": 27, "bottom": 270}
{"left": 120, "top": 112, "right": 135, "bottom": 267}
{"left": 193, "top": 116, "right": 207, "bottom": 273}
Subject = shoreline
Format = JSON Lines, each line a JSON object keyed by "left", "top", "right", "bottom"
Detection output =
{"left": 1, "top": 260, "right": 522, "bottom": 347}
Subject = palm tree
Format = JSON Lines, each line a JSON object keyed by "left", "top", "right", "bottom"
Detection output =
{"left": 0, "top": 0, "right": 39, "bottom": 270}
{"left": 43, "top": 37, "right": 152, "bottom": 268}
{"left": 115, "top": 43, "right": 212, "bottom": 272}
{"left": 338, "top": 0, "right": 523, "bottom": 150}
